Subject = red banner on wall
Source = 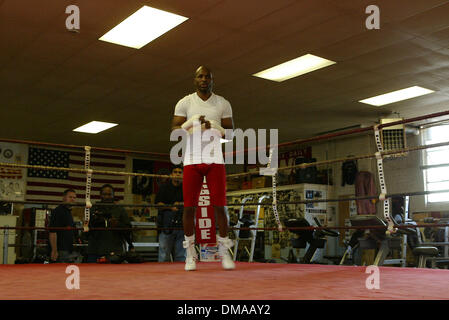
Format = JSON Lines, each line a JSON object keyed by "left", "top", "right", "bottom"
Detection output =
{"left": 279, "top": 147, "right": 312, "bottom": 164}
{"left": 195, "top": 178, "right": 216, "bottom": 244}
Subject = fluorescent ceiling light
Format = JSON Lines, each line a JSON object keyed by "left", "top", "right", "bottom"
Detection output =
{"left": 73, "top": 121, "right": 118, "bottom": 134}
{"left": 359, "top": 86, "right": 435, "bottom": 106}
{"left": 99, "top": 6, "right": 188, "bottom": 49}
{"left": 253, "top": 54, "right": 336, "bottom": 82}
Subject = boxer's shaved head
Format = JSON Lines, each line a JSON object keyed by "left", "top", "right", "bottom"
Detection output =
{"left": 195, "top": 66, "right": 213, "bottom": 78}
{"left": 194, "top": 66, "right": 213, "bottom": 95}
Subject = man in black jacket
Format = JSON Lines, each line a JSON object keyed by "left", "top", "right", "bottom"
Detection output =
{"left": 156, "top": 166, "right": 184, "bottom": 262}
{"left": 49, "top": 189, "right": 80, "bottom": 263}
{"left": 86, "top": 184, "right": 133, "bottom": 263}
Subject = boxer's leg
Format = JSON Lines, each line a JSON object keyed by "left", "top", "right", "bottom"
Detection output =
{"left": 182, "top": 165, "right": 203, "bottom": 236}
{"left": 207, "top": 164, "right": 235, "bottom": 270}
{"left": 182, "top": 165, "right": 204, "bottom": 271}
{"left": 206, "top": 163, "right": 228, "bottom": 236}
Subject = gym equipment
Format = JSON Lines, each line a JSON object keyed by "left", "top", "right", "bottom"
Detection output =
{"left": 284, "top": 216, "right": 339, "bottom": 264}
{"left": 340, "top": 215, "right": 439, "bottom": 267}
{"left": 233, "top": 194, "right": 268, "bottom": 262}
{"left": 418, "top": 217, "right": 449, "bottom": 268}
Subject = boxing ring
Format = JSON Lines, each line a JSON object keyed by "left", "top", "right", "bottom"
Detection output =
{"left": 1, "top": 263, "right": 449, "bottom": 300}
{"left": 1, "top": 110, "right": 449, "bottom": 300}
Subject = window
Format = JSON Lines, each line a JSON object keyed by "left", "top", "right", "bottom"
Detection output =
{"left": 422, "top": 124, "right": 449, "bottom": 203}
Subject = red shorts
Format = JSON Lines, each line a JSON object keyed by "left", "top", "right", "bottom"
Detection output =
{"left": 183, "top": 163, "right": 227, "bottom": 207}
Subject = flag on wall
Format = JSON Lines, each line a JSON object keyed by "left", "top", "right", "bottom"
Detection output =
{"left": 152, "top": 161, "right": 172, "bottom": 195}
{"left": 132, "top": 159, "right": 153, "bottom": 198}
{"left": 132, "top": 159, "right": 173, "bottom": 198}
{"left": 26, "top": 147, "right": 126, "bottom": 203}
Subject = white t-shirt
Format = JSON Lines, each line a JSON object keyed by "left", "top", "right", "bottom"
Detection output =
{"left": 174, "top": 92, "right": 233, "bottom": 165}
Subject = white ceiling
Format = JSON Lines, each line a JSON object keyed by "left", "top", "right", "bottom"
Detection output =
{"left": 1, "top": 0, "right": 449, "bottom": 153}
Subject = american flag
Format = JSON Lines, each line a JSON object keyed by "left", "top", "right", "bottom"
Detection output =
{"left": 26, "top": 147, "right": 126, "bottom": 203}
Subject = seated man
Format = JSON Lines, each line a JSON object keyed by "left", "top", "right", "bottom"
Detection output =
{"left": 85, "top": 184, "right": 133, "bottom": 263}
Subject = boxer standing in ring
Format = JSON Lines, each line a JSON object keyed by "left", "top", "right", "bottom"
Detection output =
{"left": 171, "top": 66, "right": 235, "bottom": 271}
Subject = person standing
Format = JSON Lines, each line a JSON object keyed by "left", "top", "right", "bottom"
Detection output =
{"left": 86, "top": 184, "right": 133, "bottom": 263}
{"left": 156, "top": 165, "right": 185, "bottom": 262}
{"left": 171, "top": 66, "right": 235, "bottom": 271}
{"left": 49, "top": 189, "right": 80, "bottom": 263}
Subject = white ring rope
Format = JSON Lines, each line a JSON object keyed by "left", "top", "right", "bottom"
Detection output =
{"left": 83, "top": 146, "right": 92, "bottom": 232}
{"left": 373, "top": 126, "right": 396, "bottom": 234}
{"left": 267, "top": 149, "right": 283, "bottom": 231}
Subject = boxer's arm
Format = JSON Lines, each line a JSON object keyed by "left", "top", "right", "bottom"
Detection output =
{"left": 211, "top": 117, "right": 234, "bottom": 138}
{"left": 172, "top": 115, "right": 206, "bottom": 132}
{"left": 171, "top": 116, "right": 187, "bottom": 131}
{"left": 221, "top": 117, "right": 234, "bottom": 131}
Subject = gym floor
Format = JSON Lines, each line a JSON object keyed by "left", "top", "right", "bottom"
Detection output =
{"left": 1, "top": 262, "right": 448, "bottom": 300}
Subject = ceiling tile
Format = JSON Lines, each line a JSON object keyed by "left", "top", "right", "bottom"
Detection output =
{"left": 102, "top": 52, "right": 170, "bottom": 84}
{"left": 427, "top": 26, "right": 449, "bottom": 46}
{"left": 344, "top": 41, "right": 433, "bottom": 70}
{"left": 374, "top": 53, "right": 449, "bottom": 78}
{"left": 0, "top": 0, "right": 72, "bottom": 28}
{"left": 276, "top": 13, "right": 367, "bottom": 54}
{"left": 395, "top": 2, "right": 449, "bottom": 36}
{"left": 307, "top": 62, "right": 366, "bottom": 82}
{"left": 198, "top": 0, "right": 296, "bottom": 29}
{"left": 183, "top": 30, "right": 273, "bottom": 66}
{"left": 73, "top": 0, "right": 150, "bottom": 36}
{"left": 61, "top": 75, "right": 118, "bottom": 103}
{"left": 2, "top": 92, "right": 56, "bottom": 112}
{"left": 139, "top": 19, "right": 232, "bottom": 59}
{"left": 376, "top": 0, "right": 449, "bottom": 23}
{"left": 143, "top": 0, "right": 224, "bottom": 17}
{"left": 315, "top": 25, "right": 413, "bottom": 61}
{"left": 0, "top": 57, "right": 58, "bottom": 88}
{"left": 30, "top": 67, "right": 94, "bottom": 98}
{"left": 0, "top": 22, "right": 41, "bottom": 64}
{"left": 242, "top": 0, "right": 344, "bottom": 40}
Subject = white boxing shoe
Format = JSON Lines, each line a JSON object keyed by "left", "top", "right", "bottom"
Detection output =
{"left": 217, "top": 236, "right": 235, "bottom": 270}
{"left": 183, "top": 235, "right": 197, "bottom": 271}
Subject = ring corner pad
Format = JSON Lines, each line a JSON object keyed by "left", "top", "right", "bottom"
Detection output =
{"left": 259, "top": 168, "right": 277, "bottom": 176}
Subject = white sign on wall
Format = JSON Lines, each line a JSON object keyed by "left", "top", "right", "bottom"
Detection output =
{"left": 0, "top": 143, "right": 26, "bottom": 201}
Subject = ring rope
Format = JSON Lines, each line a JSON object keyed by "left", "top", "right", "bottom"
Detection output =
{"left": 2, "top": 109, "right": 449, "bottom": 159}
{"left": 0, "top": 162, "right": 173, "bottom": 178}
{"left": 2, "top": 223, "right": 449, "bottom": 232}
{"left": 3, "top": 189, "right": 449, "bottom": 208}
{"left": 373, "top": 125, "right": 396, "bottom": 235}
{"left": 83, "top": 146, "right": 92, "bottom": 232}
{"left": 0, "top": 139, "right": 447, "bottom": 184}
{"left": 0, "top": 140, "right": 448, "bottom": 180}
{"left": 226, "top": 110, "right": 449, "bottom": 157}
{"left": 0, "top": 138, "right": 169, "bottom": 158}
{"left": 227, "top": 140, "right": 449, "bottom": 178}
{"left": 266, "top": 149, "right": 283, "bottom": 231}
